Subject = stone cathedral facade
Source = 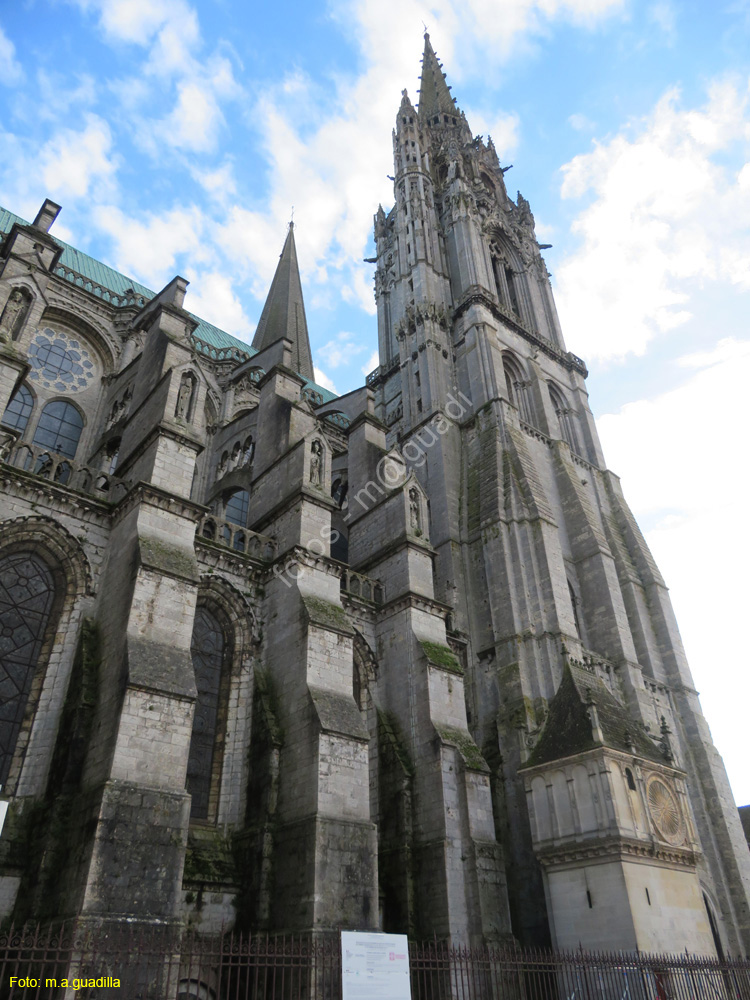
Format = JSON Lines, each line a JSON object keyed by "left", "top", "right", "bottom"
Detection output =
{"left": 0, "top": 37, "right": 748, "bottom": 955}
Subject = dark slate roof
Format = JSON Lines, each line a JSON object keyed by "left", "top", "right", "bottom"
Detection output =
{"left": 417, "top": 33, "right": 460, "bottom": 123}
{"left": 251, "top": 223, "right": 314, "bottom": 382}
{"left": 526, "top": 662, "right": 664, "bottom": 767}
{"left": 0, "top": 206, "right": 336, "bottom": 402}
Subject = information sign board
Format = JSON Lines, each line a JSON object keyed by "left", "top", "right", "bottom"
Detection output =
{"left": 341, "top": 930, "right": 411, "bottom": 1000}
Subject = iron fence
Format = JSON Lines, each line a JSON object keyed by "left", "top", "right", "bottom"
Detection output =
{"left": 0, "top": 923, "right": 748, "bottom": 1000}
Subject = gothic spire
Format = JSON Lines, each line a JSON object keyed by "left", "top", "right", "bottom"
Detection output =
{"left": 251, "top": 222, "right": 314, "bottom": 381}
{"left": 417, "top": 33, "right": 459, "bottom": 124}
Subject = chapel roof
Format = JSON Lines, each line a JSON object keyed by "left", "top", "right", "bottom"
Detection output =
{"left": 525, "top": 662, "right": 665, "bottom": 768}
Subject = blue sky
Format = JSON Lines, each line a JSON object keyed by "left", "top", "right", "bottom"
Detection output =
{"left": 1, "top": 0, "right": 749, "bottom": 803}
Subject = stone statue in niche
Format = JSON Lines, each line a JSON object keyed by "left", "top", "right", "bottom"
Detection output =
{"left": 309, "top": 440, "right": 322, "bottom": 486}
{"left": 229, "top": 441, "right": 241, "bottom": 471}
{"left": 242, "top": 437, "right": 254, "bottom": 467}
{"left": 409, "top": 487, "right": 421, "bottom": 532}
{"left": 176, "top": 373, "right": 194, "bottom": 421}
{"left": 217, "top": 451, "right": 228, "bottom": 479}
{"left": 0, "top": 288, "right": 30, "bottom": 343}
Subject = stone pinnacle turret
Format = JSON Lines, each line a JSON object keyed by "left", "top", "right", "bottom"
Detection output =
{"left": 252, "top": 222, "right": 314, "bottom": 381}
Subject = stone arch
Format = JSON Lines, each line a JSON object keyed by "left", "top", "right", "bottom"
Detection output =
{"left": 502, "top": 351, "right": 533, "bottom": 424}
{"left": 547, "top": 381, "right": 581, "bottom": 456}
{"left": 0, "top": 515, "right": 94, "bottom": 597}
{"left": 0, "top": 516, "right": 95, "bottom": 794}
{"left": 39, "top": 305, "right": 118, "bottom": 375}
{"left": 197, "top": 574, "right": 258, "bottom": 660}
{"left": 487, "top": 230, "right": 528, "bottom": 321}
{"left": 190, "top": 575, "right": 258, "bottom": 825}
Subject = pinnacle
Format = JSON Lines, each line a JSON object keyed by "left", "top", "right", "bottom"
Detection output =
{"left": 417, "top": 33, "right": 459, "bottom": 124}
{"left": 251, "top": 223, "right": 314, "bottom": 381}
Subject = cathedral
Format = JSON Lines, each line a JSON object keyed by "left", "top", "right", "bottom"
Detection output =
{"left": 0, "top": 36, "right": 748, "bottom": 956}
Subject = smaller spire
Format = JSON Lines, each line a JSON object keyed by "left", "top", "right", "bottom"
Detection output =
{"left": 418, "top": 33, "right": 459, "bottom": 124}
{"left": 251, "top": 224, "right": 314, "bottom": 381}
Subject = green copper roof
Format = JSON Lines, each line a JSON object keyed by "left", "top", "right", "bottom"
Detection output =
{"left": 0, "top": 206, "right": 337, "bottom": 403}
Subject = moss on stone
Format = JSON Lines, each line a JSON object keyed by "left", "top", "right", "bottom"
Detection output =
{"left": 183, "top": 828, "right": 238, "bottom": 887}
{"left": 434, "top": 724, "right": 488, "bottom": 772}
{"left": 377, "top": 709, "right": 414, "bottom": 777}
{"left": 139, "top": 535, "right": 198, "bottom": 581}
{"left": 419, "top": 639, "right": 462, "bottom": 674}
{"left": 302, "top": 595, "right": 353, "bottom": 635}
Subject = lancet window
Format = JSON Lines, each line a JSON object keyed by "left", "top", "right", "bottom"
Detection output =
{"left": 187, "top": 606, "right": 230, "bottom": 821}
{"left": 0, "top": 552, "right": 57, "bottom": 786}
{"left": 502, "top": 354, "right": 533, "bottom": 425}
{"left": 548, "top": 384, "right": 581, "bottom": 456}
{"left": 2, "top": 383, "right": 34, "bottom": 434}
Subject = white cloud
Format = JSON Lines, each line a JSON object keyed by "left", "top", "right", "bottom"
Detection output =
{"left": 185, "top": 272, "right": 254, "bottom": 341}
{"left": 92, "top": 203, "right": 211, "bottom": 288}
{"left": 313, "top": 367, "right": 339, "bottom": 394}
{"left": 648, "top": 1, "right": 677, "bottom": 42}
{"left": 72, "top": 0, "right": 199, "bottom": 52}
{"left": 0, "top": 25, "right": 24, "bottom": 86}
{"left": 676, "top": 337, "right": 750, "bottom": 369}
{"left": 317, "top": 332, "right": 367, "bottom": 370}
{"left": 568, "top": 112, "right": 595, "bottom": 131}
{"left": 40, "top": 116, "right": 118, "bottom": 202}
{"left": 555, "top": 79, "right": 750, "bottom": 363}
{"left": 597, "top": 341, "right": 750, "bottom": 803}
{"left": 162, "top": 80, "right": 225, "bottom": 153}
{"left": 463, "top": 107, "right": 520, "bottom": 159}
{"left": 362, "top": 349, "right": 380, "bottom": 376}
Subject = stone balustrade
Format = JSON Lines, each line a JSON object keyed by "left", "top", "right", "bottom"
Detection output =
{"left": 338, "top": 568, "right": 384, "bottom": 605}
{"left": 196, "top": 513, "right": 277, "bottom": 561}
{"left": 2, "top": 439, "right": 128, "bottom": 500}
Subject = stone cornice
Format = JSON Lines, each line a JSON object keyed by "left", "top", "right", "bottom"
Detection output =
{"left": 535, "top": 835, "right": 699, "bottom": 871}
{"left": 453, "top": 286, "right": 588, "bottom": 377}
{"left": 112, "top": 481, "right": 207, "bottom": 525}
{"left": 377, "top": 590, "right": 451, "bottom": 622}
{"left": 0, "top": 463, "right": 113, "bottom": 525}
{"left": 194, "top": 537, "right": 267, "bottom": 580}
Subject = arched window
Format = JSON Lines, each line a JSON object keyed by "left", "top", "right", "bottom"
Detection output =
{"left": 502, "top": 354, "right": 533, "bottom": 424}
{"left": 548, "top": 384, "right": 581, "bottom": 456}
{"left": 2, "top": 383, "right": 34, "bottom": 434}
{"left": 224, "top": 489, "right": 249, "bottom": 527}
{"left": 187, "top": 606, "right": 230, "bottom": 821}
{"left": 0, "top": 552, "right": 57, "bottom": 785}
{"left": 32, "top": 400, "right": 83, "bottom": 459}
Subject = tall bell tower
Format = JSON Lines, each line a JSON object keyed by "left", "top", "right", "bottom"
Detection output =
{"left": 367, "top": 35, "right": 750, "bottom": 951}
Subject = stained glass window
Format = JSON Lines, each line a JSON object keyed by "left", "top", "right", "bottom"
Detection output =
{"left": 0, "top": 552, "right": 56, "bottom": 786}
{"left": 2, "top": 383, "right": 34, "bottom": 435}
{"left": 32, "top": 400, "right": 84, "bottom": 459}
{"left": 27, "top": 329, "right": 96, "bottom": 394}
{"left": 224, "top": 489, "right": 249, "bottom": 527}
{"left": 187, "top": 607, "right": 226, "bottom": 820}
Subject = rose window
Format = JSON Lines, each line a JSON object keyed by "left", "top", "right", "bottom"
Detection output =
{"left": 28, "top": 328, "right": 97, "bottom": 393}
{"left": 647, "top": 778, "right": 685, "bottom": 845}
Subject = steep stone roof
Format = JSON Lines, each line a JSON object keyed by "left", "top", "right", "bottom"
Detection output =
{"left": 0, "top": 207, "right": 335, "bottom": 401}
{"left": 526, "top": 662, "right": 664, "bottom": 767}
{"left": 251, "top": 222, "right": 314, "bottom": 381}
{"left": 417, "top": 33, "right": 459, "bottom": 123}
